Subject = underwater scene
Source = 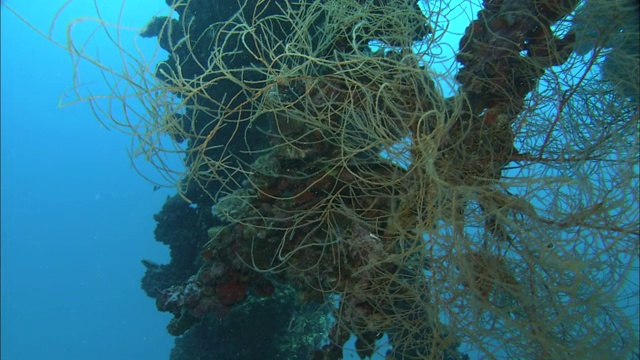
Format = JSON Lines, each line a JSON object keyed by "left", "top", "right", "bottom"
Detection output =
{"left": 1, "top": 0, "right": 639, "bottom": 359}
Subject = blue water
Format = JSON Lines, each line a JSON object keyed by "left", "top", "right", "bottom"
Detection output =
{"left": 2, "top": 1, "right": 637, "bottom": 360}
{"left": 1, "top": 1, "right": 174, "bottom": 359}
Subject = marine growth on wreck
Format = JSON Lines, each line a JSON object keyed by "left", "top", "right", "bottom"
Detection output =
{"left": 10, "top": 0, "right": 638, "bottom": 358}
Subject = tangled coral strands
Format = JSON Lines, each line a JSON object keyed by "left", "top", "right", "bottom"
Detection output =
{"left": 6, "top": 0, "right": 638, "bottom": 358}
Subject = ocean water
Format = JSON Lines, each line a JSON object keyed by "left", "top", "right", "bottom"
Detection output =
{"left": 1, "top": 1, "right": 174, "bottom": 359}
{"left": 2, "top": 1, "right": 638, "bottom": 360}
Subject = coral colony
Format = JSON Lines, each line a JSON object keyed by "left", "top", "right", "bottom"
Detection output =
{"left": 6, "top": 0, "right": 633, "bottom": 358}
{"left": 132, "top": 0, "right": 639, "bottom": 359}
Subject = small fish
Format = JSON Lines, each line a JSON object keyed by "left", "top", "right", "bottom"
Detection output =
{"left": 141, "top": 259, "right": 160, "bottom": 270}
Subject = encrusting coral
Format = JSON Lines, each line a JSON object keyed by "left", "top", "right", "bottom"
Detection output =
{"left": 7, "top": 0, "right": 636, "bottom": 358}
{"left": 127, "top": 0, "right": 637, "bottom": 358}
